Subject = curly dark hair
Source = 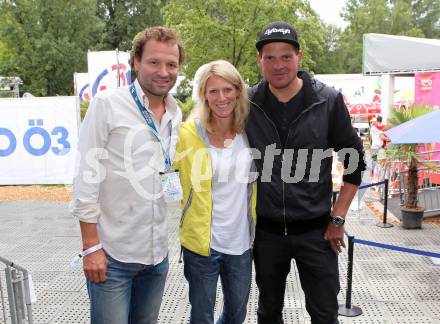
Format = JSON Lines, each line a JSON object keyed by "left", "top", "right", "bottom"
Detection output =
{"left": 130, "top": 26, "right": 185, "bottom": 69}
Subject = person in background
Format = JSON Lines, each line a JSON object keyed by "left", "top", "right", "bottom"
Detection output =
{"left": 70, "top": 26, "right": 184, "bottom": 324}
{"left": 370, "top": 115, "right": 385, "bottom": 173}
{"left": 174, "top": 60, "right": 257, "bottom": 324}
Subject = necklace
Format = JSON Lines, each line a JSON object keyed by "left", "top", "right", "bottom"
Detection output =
{"left": 208, "top": 130, "right": 236, "bottom": 148}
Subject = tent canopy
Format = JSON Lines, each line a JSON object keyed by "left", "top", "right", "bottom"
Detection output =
{"left": 363, "top": 34, "right": 440, "bottom": 75}
{"left": 385, "top": 109, "right": 440, "bottom": 144}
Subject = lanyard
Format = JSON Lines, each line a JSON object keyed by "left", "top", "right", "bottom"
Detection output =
{"left": 129, "top": 84, "right": 172, "bottom": 170}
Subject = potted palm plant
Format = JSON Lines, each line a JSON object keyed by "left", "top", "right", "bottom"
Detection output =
{"left": 387, "top": 105, "right": 433, "bottom": 229}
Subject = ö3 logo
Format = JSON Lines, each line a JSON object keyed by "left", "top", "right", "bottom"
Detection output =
{"left": 0, "top": 119, "right": 70, "bottom": 157}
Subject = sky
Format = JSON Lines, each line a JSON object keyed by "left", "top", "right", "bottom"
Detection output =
{"left": 308, "top": 0, "right": 348, "bottom": 29}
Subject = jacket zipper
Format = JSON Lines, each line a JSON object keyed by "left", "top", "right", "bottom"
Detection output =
{"left": 193, "top": 120, "right": 214, "bottom": 256}
{"left": 251, "top": 102, "right": 288, "bottom": 235}
{"left": 249, "top": 181, "right": 257, "bottom": 244}
{"left": 252, "top": 100, "right": 324, "bottom": 236}
{"left": 180, "top": 187, "right": 193, "bottom": 227}
{"left": 208, "top": 177, "right": 213, "bottom": 256}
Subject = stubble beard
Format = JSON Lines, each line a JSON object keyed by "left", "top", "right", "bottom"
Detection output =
{"left": 270, "top": 75, "right": 297, "bottom": 91}
{"left": 139, "top": 78, "right": 176, "bottom": 98}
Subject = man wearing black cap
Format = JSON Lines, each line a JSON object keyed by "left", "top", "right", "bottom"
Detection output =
{"left": 246, "top": 21, "right": 366, "bottom": 323}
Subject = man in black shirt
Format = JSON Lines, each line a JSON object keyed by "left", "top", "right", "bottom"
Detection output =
{"left": 246, "top": 21, "right": 366, "bottom": 323}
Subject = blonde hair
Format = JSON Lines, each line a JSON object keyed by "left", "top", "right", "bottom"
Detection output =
{"left": 193, "top": 60, "right": 249, "bottom": 133}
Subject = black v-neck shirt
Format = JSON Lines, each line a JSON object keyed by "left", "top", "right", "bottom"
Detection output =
{"left": 265, "top": 86, "right": 305, "bottom": 148}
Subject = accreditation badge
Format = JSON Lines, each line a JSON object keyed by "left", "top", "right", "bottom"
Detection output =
{"left": 160, "top": 170, "right": 183, "bottom": 203}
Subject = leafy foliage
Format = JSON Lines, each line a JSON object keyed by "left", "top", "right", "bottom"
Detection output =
{"left": 1, "top": 0, "right": 439, "bottom": 94}
{"left": 0, "top": 0, "right": 103, "bottom": 96}
{"left": 412, "top": 0, "right": 440, "bottom": 38}
{"left": 162, "top": 0, "right": 326, "bottom": 83}
{"left": 80, "top": 100, "right": 90, "bottom": 120}
{"left": 312, "top": 24, "right": 344, "bottom": 74}
{"left": 175, "top": 77, "right": 193, "bottom": 103}
{"left": 387, "top": 105, "right": 433, "bottom": 209}
{"left": 96, "top": 0, "right": 168, "bottom": 51}
{"left": 336, "top": 0, "right": 426, "bottom": 73}
{"left": 177, "top": 98, "right": 196, "bottom": 120}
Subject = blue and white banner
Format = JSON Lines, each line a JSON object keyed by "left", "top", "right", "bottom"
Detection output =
{"left": 0, "top": 96, "right": 79, "bottom": 184}
{"left": 74, "top": 72, "right": 91, "bottom": 102}
{"left": 87, "top": 50, "right": 132, "bottom": 98}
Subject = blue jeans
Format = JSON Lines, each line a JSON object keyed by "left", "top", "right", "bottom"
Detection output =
{"left": 86, "top": 253, "right": 168, "bottom": 324}
{"left": 183, "top": 248, "right": 252, "bottom": 324}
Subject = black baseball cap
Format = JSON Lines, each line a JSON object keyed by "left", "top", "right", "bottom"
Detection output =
{"left": 256, "top": 21, "right": 300, "bottom": 51}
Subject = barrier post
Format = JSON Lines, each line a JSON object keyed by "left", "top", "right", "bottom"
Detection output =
{"left": 339, "top": 235, "right": 362, "bottom": 317}
{"left": 376, "top": 179, "right": 393, "bottom": 228}
{"left": 0, "top": 256, "right": 33, "bottom": 324}
{"left": 22, "top": 271, "right": 34, "bottom": 324}
{"left": 116, "top": 48, "right": 120, "bottom": 87}
{"left": 0, "top": 272, "right": 7, "bottom": 324}
{"left": 5, "top": 267, "right": 18, "bottom": 324}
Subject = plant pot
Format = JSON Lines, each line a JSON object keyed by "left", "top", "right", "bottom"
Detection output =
{"left": 401, "top": 207, "right": 424, "bottom": 229}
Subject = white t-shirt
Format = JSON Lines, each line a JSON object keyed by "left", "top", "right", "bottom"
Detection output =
{"left": 370, "top": 124, "right": 383, "bottom": 150}
{"left": 208, "top": 134, "right": 252, "bottom": 255}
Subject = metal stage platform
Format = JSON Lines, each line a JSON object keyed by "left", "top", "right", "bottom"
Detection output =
{"left": 1, "top": 200, "right": 440, "bottom": 323}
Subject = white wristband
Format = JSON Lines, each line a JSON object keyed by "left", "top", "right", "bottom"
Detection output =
{"left": 69, "top": 243, "right": 103, "bottom": 270}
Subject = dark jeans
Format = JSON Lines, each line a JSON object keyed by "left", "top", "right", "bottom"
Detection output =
{"left": 253, "top": 227, "right": 340, "bottom": 324}
{"left": 183, "top": 248, "right": 252, "bottom": 324}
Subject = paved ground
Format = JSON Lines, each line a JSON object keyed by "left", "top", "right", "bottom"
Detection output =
{"left": 1, "top": 194, "right": 440, "bottom": 324}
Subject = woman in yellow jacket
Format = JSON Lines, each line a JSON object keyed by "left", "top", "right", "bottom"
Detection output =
{"left": 173, "top": 60, "right": 256, "bottom": 324}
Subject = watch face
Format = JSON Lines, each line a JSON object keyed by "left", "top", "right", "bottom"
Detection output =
{"left": 332, "top": 216, "right": 345, "bottom": 227}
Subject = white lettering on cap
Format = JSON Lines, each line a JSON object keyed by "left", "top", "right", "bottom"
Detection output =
{"left": 264, "top": 28, "right": 291, "bottom": 36}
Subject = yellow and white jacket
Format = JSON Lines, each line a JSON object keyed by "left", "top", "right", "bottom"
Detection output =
{"left": 173, "top": 119, "right": 257, "bottom": 256}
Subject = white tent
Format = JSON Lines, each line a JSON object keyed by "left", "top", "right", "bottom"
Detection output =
{"left": 363, "top": 33, "right": 440, "bottom": 75}
{"left": 362, "top": 33, "right": 440, "bottom": 121}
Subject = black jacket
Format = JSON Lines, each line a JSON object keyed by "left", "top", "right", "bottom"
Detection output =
{"left": 246, "top": 71, "right": 366, "bottom": 224}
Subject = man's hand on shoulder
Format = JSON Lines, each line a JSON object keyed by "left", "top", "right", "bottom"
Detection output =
{"left": 83, "top": 249, "right": 108, "bottom": 283}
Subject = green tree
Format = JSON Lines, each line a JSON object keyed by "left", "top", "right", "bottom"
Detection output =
{"left": 175, "top": 77, "right": 192, "bottom": 103}
{"left": 312, "top": 24, "right": 344, "bottom": 74}
{"left": 336, "top": 0, "right": 425, "bottom": 73}
{"left": 387, "top": 105, "right": 433, "bottom": 210}
{"left": 0, "top": 0, "right": 103, "bottom": 96}
{"left": 411, "top": 0, "right": 440, "bottom": 38}
{"left": 177, "top": 97, "right": 196, "bottom": 120}
{"left": 162, "top": 0, "right": 326, "bottom": 84}
{"left": 0, "top": 40, "right": 15, "bottom": 80}
{"left": 96, "top": 0, "right": 168, "bottom": 51}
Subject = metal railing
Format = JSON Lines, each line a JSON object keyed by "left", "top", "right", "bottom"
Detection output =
{"left": 397, "top": 166, "right": 440, "bottom": 213}
{"left": 0, "top": 257, "right": 33, "bottom": 324}
{"left": 372, "top": 149, "right": 440, "bottom": 214}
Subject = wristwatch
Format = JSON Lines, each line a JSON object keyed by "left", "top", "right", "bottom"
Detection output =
{"left": 329, "top": 215, "right": 345, "bottom": 227}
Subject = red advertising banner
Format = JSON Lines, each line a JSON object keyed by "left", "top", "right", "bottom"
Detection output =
{"left": 415, "top": 72, "right": 440, "bottom": 107}
{"left": 415, "top": 73, "right": 440, "bottom": 184}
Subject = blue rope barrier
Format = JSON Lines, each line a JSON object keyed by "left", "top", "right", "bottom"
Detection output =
{"left": 344, "top": 231, "right": 440, "bottom": 258}
{"left": 353, "top": 238, "right": 440, "bottom": 258}
{"left": 333, "top": 180, "right": 386, "bottom": 194}
{"left": 358, "top": 180, "right": 386, "bottom": 190}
